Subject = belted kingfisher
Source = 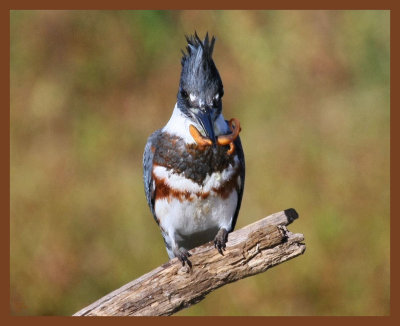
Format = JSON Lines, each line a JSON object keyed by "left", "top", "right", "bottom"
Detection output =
{"left": 143, "top": 32, "right": 245, "bottom": 267}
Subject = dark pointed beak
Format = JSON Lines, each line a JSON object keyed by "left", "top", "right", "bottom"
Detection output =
{"left": 194, "top": 108, "right": 216, "bottom": 146}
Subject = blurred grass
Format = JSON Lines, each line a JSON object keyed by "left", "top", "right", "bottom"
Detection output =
{"left": 10, "top": 10, "right": 390, "bottom": 316}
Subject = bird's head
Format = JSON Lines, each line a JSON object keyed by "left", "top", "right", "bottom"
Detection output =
{"left": 177, "top": 32, "right": 224, "bottom": 146}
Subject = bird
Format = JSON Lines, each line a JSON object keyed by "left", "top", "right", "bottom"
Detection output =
{"left": 143, "top": 32, "right": 245, "bottom": 267}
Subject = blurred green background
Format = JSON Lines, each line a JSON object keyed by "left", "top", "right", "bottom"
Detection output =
{"left": 10, "top": 10, "right": 390, "bottom": 316}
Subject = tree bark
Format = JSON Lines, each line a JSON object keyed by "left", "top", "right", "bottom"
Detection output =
{"left": 74, "top": 208, "right": 305, "bottom": 316}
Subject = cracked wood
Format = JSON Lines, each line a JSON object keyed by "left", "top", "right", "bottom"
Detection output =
{"left": 74, "top": 208, "right": 305, "bottom": 316}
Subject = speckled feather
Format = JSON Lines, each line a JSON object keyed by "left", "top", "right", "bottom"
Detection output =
{"left": 143, "top": 128, "right": 244, "bottom": 254}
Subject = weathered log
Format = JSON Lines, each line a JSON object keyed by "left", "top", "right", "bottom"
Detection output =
{"left": 74, "top": 208, "right": 305, "bottom": 316}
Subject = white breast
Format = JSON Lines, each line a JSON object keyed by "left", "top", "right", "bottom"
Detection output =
{"left": 155, "top": 186, "right": 238, "bottom": 240}
{"left": 153, "top": 160, "right": 240, "bottom": 243}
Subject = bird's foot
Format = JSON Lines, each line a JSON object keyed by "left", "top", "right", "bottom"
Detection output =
{"left": 214, "top": 228, "right": 228, "bottom": 255}
{"left": 173, "top": 247, "right": 192, "bottom": 268}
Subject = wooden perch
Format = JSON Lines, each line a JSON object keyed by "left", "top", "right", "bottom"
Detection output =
{"left": 74, "top": 208, "right": 305, "bottom": 316}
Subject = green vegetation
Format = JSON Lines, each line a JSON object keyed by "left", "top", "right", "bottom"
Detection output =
{"left": 10, "top": 10, "right": 390, "bottom": 315}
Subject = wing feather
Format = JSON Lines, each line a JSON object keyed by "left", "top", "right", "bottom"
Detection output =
{"left": 143, "top": 129, "right": 161, "bottom": 224}
{"left": 229, "top": 135, "right": 245, "bottom": 231}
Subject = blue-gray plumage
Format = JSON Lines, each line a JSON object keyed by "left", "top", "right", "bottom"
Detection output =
{"left": 143, "top": 32, "right": 245, "bottom": 267}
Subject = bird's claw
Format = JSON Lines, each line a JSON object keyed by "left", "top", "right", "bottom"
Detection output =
{"left": 214, "top": 228, "right": 228, "bottom": 256}
{"left": 174, "top": 248, "right": 192, "bottom": 268}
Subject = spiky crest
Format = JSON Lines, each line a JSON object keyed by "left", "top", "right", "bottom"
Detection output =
{"left": 181, "top": 32, "right": 216, "bottom": 66}
{"left": 177, "top": 32, "right": 223, "bottom": 114}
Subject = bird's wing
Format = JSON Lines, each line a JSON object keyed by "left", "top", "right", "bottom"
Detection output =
{"left": 230, "top": 135, "right": 245, "bottom": 232}
{"left": 143, "top": 129, "right": 161, "bottom": 224}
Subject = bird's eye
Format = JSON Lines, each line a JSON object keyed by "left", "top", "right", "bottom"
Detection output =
{"left": 180, "top": 89, "right": 188, "bottom": 98}
{"left": 213, "top": 93, "right": 222, "bottom": 106}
